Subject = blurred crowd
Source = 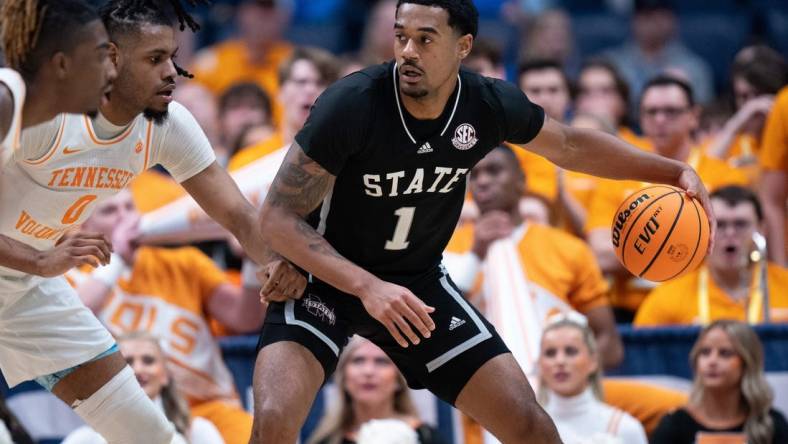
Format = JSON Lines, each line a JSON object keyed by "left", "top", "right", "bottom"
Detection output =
{"left": 3, "top": 0, "right": 788, "bottom": 443}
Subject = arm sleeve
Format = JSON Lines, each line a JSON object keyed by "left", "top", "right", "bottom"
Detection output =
{"left": 150, "top": 101, "right": 216, "bottom": 183}
{"left": 294, "top": 73, "right": 373, "bottom": 175}
{"left": 490, "top": 78, "right": 545, "bottom": 145}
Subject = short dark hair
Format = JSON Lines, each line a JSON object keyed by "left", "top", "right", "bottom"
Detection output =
{"left": 731, "top": 45, "right": 788, "bottom": 96}
{"left": 218, "top": 82, "right": 272, "bottom": 120}
{"left": 1, "top": 0, "right": 100, "bottom": 81}
{"left": 278, "top": 46, "right": 340, "bottom": 87}
{"left": 100, "top": 0, "right": 208, "bottom": 78}
{"left": 396, "top": 0, "right": 478, "bottom": 38}
{"left": 518, "top": 58, "right": 572, "bottom": 94}
{"left": 711, "top": 185, "right": 763, "bottom": 222}
{"left": 640, "top": 74, "right": 695, "bottom": 107}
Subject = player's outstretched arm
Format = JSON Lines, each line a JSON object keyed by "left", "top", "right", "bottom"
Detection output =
{"left": 180, "top": 161, "right": 306, "bottom": 300}
{"left": 260, "top": 143, "right": 435, "bottom": 347}
{"left": 522, "top": 117, "right": 716, "bottom": 245}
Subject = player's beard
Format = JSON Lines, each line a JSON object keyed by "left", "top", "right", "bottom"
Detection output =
{"left": 86, "top": 110, "right": 99, "bottom": 119}
{"left": 144, "top": 108, "right": 169, "bottom": 125}
{"left": 402, "top": 86, "right": 429, "bottom": 99}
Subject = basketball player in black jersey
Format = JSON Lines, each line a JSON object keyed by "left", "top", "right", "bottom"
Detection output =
{"left": 252, "top": 1, "right": 715, "bottom": 442}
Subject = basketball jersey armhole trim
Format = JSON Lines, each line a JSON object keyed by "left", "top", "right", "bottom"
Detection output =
{"left": 22, "top": 116, "right": 67, "bottom": 166}
{"left": 83, "top": 115, "right": 136, "bottom": 145}
{"left": 142, "top": 120, "right": 153, "bottom": 170}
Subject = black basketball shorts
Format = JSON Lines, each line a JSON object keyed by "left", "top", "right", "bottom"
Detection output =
{"left": 256, "top": 265, "right": 510, "bottom": 405}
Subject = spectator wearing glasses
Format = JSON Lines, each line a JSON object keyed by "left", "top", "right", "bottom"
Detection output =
{"left": 586, "top": 76, "right": 747, "bottom": 322}
{"left": 635, "top": 186, "right": 788, "bottom": 326}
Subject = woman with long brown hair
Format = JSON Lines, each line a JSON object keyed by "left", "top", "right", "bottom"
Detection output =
{"left": 308, "top": 337, "right": 445, "bottom": 444}
{"left": 652, "top": 320, "right": 788, "bottom": 443}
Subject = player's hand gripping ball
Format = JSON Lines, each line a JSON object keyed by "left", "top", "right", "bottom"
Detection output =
{"left": 612, "top": 185, "right": 709, "bottom": 281}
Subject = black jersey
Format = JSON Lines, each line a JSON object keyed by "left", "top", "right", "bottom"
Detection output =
{"left": 295, "top": 61, "right": 544, "bottom": 284}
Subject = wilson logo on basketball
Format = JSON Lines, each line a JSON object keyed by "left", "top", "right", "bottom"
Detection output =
{"left": 452, "top": 123, "right": 478, "bottom": 150}
{"left": 634, "top": 207, "right": 662, "bottom": 254}
{"left": 611, "top": 193, "right": 650, "bottom": 247}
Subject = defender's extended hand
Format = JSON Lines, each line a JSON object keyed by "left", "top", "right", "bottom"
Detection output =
{"left": 37, "top": 232, "right": 113, "bottom": 277}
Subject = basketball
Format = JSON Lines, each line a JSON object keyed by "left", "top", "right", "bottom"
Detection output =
{"left": 611, "top": 185, "right": 710, "bottom": 282}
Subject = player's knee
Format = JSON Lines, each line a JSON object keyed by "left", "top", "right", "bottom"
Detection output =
{"left": 510, "top": 402, "right": 555, "bottom": 441}
{"left": 251, "top": 403, "right": 300, "bottom": 443}
{"left": 72, "top": 366, "right": 176, "bottom": 444}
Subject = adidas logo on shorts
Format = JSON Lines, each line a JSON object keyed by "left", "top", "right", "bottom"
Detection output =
{"left": 449, "top": 316, "right": 466, "bottom": 331}
{"left": 416, "top": 142, "right": 433, "bottom": 154}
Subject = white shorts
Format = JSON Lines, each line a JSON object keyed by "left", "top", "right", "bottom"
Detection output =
{"left": 0, "top": 276, "right": 115, "bottom": 387}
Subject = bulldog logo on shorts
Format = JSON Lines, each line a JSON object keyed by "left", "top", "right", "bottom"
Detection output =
{"left": 302, "top": 294, "right": 336, "bottom": 326}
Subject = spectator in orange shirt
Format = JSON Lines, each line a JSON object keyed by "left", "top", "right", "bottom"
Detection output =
{"left": 228, "top": 47, "right": 339, "bottom": 171}
{"left": 759, "top": 86, "right": 788, "bottom": 266}
{"left": 635, "top": 186, "right": 788, "bottom": 326}
{"left": 70, "top": 190, "right": 264, "bottom": 444}
{"left": 706, "top": 46, "right": 787, "bottom": 179}
{"left": 587, "top": 75, "right": 748, "bottom": 322}
{"left": 444, "top": 145, "right": 623, "bottom": 370}
{"left": 217, "top": 82, "right": 274, "bottom": 166}
{"left": 190, "top": 0, "right": 293, "bottom": 118}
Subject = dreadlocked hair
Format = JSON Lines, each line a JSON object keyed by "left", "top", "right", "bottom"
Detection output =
{"left": 1, "top": 0, "right": 100, "bottom": 80}
{"left": 99, "top": 0, "right": 210, "bottom": 78}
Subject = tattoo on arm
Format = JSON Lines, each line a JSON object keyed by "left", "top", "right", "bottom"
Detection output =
{"left": 267, "top": 144, "right": 347, "bottom": 261}
{"left": 268, "top": 145, "right": 335, "bottom": 215}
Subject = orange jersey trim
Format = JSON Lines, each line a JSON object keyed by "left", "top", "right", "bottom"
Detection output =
{"left": 23, "top": 116, "right": 66, "bottom": 166}
{"left": 83, "top": 115, "right": 135, "bottom": 146}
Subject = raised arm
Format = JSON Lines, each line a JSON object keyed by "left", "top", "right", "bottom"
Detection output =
{"left": 259, "top": 143, "right": 435, "bottom": 347}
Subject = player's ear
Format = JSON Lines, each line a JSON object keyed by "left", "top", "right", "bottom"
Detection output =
{"left": 108, "top": 42, "right": 121, "bottom": 68}
{"left": 457, "top": 34, "right": 473, "bottom": 61}
{"left": 50, "top": 52, "right": 70, "bottom": 80}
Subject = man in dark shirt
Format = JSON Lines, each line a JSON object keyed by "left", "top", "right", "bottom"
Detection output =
{"left": 252, "top": 1, "right": 715, "bottom": 442}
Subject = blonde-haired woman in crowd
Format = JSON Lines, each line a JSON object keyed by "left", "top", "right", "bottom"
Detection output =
{"left": 63, "top": 332, "right": 224, "bottom": 444}
{"left": 538, "top": 314, "right": 647, "bottom": 444}
{"left": 308, "top": 337, "right": 445, "bottom": 444}
{"left": 652, "top": 320, "right": 788, "bottom": 444}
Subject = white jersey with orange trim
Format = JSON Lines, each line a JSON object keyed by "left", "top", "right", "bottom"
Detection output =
{"left": 0, "top": 69, "right": 26, "bottom": 165}
{"left": 0, "top": 101, "right": 215, "bottom": 290}
{"left": 140, "top": 144, "right": 288, "bottom": 238}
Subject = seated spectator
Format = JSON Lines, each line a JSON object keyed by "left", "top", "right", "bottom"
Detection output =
{"left": 69, "top": 190, "right": 262, "bottom": 444}
{"left": 706, "top": 46, "right": 787, "bottom": 181}
{"left": 518, "top": 9, "right": 579, "bottom": 77}
{"left": 228, "top": 46, "right": 339, "bottom": 171}
{"left": 463, "top": 38, "right": 505, "bottom": 80}
{"left": 759, "top": 86, "right": 788, "bottom": 266}
{"left": 63, "top": 333, "right": 223, "bottom": 444}
{"left": 635, "top": 186, "right": 788, "bottom": 326}
{"left": 307, "top": 337, "right": 445, "bottom": 444}
{"left": 444, "top": 145, "right": 623, "bottom": 372}
{"left": 190, "top": 0, "right": 293, "bottom": 119}
{"left": 587, "top": 75, "right": 747, "bottom": 322}
{"left": 217, "top": 82, "right": 274, "bottom": 166}
{"left": 603, "top": 0, "right": 713, "bottom": 105}
{"left": 538, "top": 315, "right": 647, "bottom": 444}
{"left": 575, "top": 58, "right": 648, "bottom": 149}
{"left": 652, "top": 320, "right": 788, "bottom": 443}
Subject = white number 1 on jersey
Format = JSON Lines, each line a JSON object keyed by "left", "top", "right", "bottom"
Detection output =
{"left": 384, "top": 207, "right": 415, "bottom": 250}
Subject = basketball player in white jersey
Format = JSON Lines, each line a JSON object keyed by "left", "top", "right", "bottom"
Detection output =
{"left": 0, "top": 1, "right": 302, "bottom": 443}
